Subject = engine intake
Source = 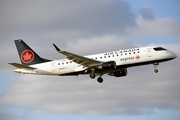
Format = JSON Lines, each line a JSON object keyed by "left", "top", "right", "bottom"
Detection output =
{"left": 109, "top": 69, "right": 127, "bottom": 77}
{"left": 98, "top": 61, "right": 116, "bottom": 70}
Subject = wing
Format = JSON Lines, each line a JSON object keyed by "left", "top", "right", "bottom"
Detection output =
{"left": 53, "top": 44, "right": 102, "bottom": 67}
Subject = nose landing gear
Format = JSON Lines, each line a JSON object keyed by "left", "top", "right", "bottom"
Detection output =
{"left": 153, "top": 62, "right": 159, "bottom": 73}
{"left": 154, "top": 69, "right": 158, "bottom": 73}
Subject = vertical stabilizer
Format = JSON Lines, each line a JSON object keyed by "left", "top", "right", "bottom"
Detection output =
{"left": 14, "top": 39, "right": 50, "bottom": 65}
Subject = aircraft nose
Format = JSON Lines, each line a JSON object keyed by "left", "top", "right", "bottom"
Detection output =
{"left": 174, "top": 53, "right": 177, "bottom": 58}
{"left": 170, "top": 52, "right": 177, "bottom": 59}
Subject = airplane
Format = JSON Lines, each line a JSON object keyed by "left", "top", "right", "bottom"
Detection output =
{"left": 9, "top": 39, "right": 177, "bottom": 83}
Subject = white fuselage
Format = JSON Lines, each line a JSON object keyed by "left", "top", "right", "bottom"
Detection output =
{"left": 14, "top": 46, "right": 177, "bottom": 76}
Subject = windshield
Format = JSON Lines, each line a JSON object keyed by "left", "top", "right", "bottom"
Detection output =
{"left": 153, "top": 47, "right": 167, "bottom": 51}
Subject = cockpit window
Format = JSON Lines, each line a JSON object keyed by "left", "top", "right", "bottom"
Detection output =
{"left": 153, "top": 47, "right": 167, "bottom": 51}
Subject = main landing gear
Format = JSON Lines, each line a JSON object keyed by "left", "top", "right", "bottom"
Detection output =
{"left": 97, "top": 76, "right": 103, "bottom": 83}
{"left": 89, "top": 69, "right": 96, "bottom": 79}
{"left": 89, "top": 73, "right": 96, "bottom": 79}
{"left": 89, "top": 70, "right": 103, "bottom": 83}
{"left": 153, "top": 62, "right": 159, "bottom": 73}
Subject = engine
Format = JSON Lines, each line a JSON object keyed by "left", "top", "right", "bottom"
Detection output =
{"left": 98, "top": 61, "right": 116, "bottom": 70}
{"left": 109, "top": 69, "right": 127, "bottom": 77}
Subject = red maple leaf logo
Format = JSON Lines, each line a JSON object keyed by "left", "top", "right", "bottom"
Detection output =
{"left": 23, "top": 52, "right": 32, "bottom": 61}
{"left": 21, "top": 50, "right": 34, "bottom": 64}
{"left": 136, "top": 55, "right": 140, "bottom": 60}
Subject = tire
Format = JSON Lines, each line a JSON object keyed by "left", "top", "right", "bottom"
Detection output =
{"left": 97, "top": 77, "right": 103, "bottom": 83}
{"left": 89, "top": 73, "right": 96, "bottom": 79}
{"left": 154, "top": 69, "right": 158, "bottom": 73}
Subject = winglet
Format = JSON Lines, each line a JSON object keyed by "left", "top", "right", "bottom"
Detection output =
{"left": 53, "top": 44, "right": 61, "bottom": 52}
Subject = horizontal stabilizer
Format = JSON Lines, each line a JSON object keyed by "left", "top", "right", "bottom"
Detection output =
{"left": 9, "top": 63, "right": 36, "bottom": 69}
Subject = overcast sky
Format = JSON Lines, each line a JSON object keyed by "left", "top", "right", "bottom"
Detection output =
{"left": 0, "top": 0, "right": 180, "bottom": 120}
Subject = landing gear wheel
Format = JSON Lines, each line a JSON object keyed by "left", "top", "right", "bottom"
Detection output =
{"left": 153, "top": 62, "right": 159, "bottom": 73}
{"left": 154, "top": 69, "right": 158, "bottom": 73}
{"left": 89, "top": 73, "right": 96, "bottom": 79}
{"left": 97, "top": 77, "right": 103, "bottom": 83}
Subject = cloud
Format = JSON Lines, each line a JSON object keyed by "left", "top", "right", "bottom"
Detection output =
{"left": 124, "top": 17, "right": 180, "bottom": 39}
{"left": 1, "top": 43, "right": 180, "bottom": 116}
{"left": 66, "top": 35, "right": 133, "bottom": 55}
{"left": 0, "top": 0, "right": 137, "bottom": 42}
{"left": 0, "top": 0, "right": 180, "bottom": 119}
{"left": 139, "top": 6, "right": 155, "bottom": 21}
{"left": 0, "top": 111, "right": 16, "bottom": 120}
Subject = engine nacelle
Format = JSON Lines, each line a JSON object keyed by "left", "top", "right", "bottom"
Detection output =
{"left": 98, "top": 61, "right": 116, "bottom": 70}
{"left": 109, "top": 69, "right": 127, "bottom": 77}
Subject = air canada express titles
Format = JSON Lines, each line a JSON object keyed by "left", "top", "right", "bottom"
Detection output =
{"left": 104, "top": 48, "right": 140, "bottom": 56}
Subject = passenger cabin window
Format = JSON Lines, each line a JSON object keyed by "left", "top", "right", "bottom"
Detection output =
{"left": 153, "top": 47, "right": 167, "bottom": 51}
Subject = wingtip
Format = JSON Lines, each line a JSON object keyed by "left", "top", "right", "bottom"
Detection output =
{"left": 8, "top": 62, "right": 13, "bottom": 65}
{"left": 53, "top": 44, "right": 61, "bottom": 51}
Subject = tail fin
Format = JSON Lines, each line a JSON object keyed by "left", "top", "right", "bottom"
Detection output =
{"left": 14, "top": 39, "right": 51, "bottom": 65}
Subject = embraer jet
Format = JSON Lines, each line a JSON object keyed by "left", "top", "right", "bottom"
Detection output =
{"left": 9, "top": 39, "right": 177, "bottom": 83}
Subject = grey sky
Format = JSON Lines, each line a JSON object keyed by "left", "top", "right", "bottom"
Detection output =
{"left": 139, "top": 6, "right": 155, "bottom": 20}
{"left": 0, "top": 0, "right": 180, "bottom": 119}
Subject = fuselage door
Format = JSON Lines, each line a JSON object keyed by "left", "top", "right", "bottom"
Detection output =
{"left": 147, "top": 48, "right": 152, "bottom": 57}
{"left": 51, "top": 61, "right": 56, "bottom": 71}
